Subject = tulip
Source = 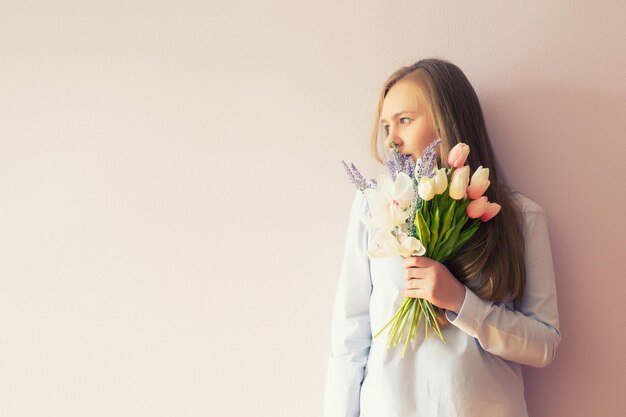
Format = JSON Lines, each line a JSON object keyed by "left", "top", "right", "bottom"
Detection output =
{"left": 449, "top": 165, "right": 470, "bottom": 200}
{"left": 480, "top": 202, "right": 501, "bottom": 222}
{"left": 466, "top": 196, "right": 489, "bottom": 219}
{"left": 432, "top": 168, "right": 448, "bottom": 195}
{"left": 417, "top": 176, "right": 435, "bottom": 201}
{"left": 467, "top": 166, "right": 491, "bottom": 199}
{"left": 448, "top": 143, "right": 470, "bottom": 168}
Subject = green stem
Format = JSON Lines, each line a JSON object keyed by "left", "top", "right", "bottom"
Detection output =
{"left": 387, "top": 298, "right": 413, "bottom": 348}
{"left": 403, "top": 302, "right": 420, "bottom": 358}
{"left": 392, "top": 300, "right": 412, "bottom": 347}
{"left": 373, "top": 300, "right": 406, "bottom": 338}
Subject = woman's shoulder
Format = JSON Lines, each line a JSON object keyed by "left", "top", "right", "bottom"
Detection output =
{"left": 350, "top": 188, "right": 371, "bottom": 211}
{"left": 507, "top": 188, "right": 546, "bottom": 216}
{"left": 348, "top": 189, "right": 371, "bottom": 222}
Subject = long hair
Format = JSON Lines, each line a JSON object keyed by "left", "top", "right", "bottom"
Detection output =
{"left": 370, "top": 58, "right": 526, "bottom": 329}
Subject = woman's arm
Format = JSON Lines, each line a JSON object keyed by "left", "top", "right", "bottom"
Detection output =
{"left": 444, "top": 207, "right": 562, "bottom": 368}
{"left": 323, "top": 190, "right": 373, "bottom": 417}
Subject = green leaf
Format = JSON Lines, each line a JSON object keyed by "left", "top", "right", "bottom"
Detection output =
{"left": 454, "top": 199, "right": 466, "bottom": 219}
{"left": 454, "top": 198, "right": 473, "bottom": 224}
{"left": 423, "top": 199, "right": 430, "bottom": 224}
{"left": 455, "top": 214, "right": 469, "bottom": 231}
{"left": 438, "top": 224, "right": 463, "bottom": 261}
{"left": 427, "top": 205, "right": 441, "bottom": 255}
{"left": 415, "top": 210, "right": 430, "bottom": 249}
{"left": 435, "top": 218, "right": 456, "bottom": 257}
{"left": 441, "top": 219, "right": 481, "bottom": 263}
{"left": 441, "top": 199, "right": 456, "bottom": 235}
{"left": 454, "top": 219, "right": 481, "bottom": 250}
{"left": 430, "top": 198, "right": 456, "bottom": 259}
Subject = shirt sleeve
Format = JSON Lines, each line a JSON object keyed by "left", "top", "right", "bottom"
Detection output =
{"left": 444, "top": 207, "right": 562, "bottom": 368}
{"left": 323, "top": 190, "right": 373, "bottom": 417}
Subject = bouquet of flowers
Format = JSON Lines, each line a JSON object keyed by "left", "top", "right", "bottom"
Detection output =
{"left": 342, "top": 138, "right": 501, "bottom": 357}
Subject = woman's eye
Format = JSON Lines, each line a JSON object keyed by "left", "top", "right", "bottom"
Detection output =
{"left": 383, "top": 118, "right": 409, "bottom": 135}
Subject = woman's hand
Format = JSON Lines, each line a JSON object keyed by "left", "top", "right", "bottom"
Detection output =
{"left": 400, "top": 256, "right": 466, "bottom": 314}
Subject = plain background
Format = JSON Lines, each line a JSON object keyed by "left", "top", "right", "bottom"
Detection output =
{"left": 1, "top": 1, "right": 625, "bottom": 416}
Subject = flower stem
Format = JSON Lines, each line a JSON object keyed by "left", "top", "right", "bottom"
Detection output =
{"left": 386, "top": 298, "right": 413, "bottom": 349}
{"left": 394, "top": 302, "right": 412, "bottom": 347}
{"left": 403, "top": 302, "right": 419, "bottom": 358}
{"left": 373, "top": 301, "right": 405, "bottom": 339}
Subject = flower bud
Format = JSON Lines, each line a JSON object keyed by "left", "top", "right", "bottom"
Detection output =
{"left": 432, "top": 168, "right": 448, "bottom": 195}
{"left": 467, "top": 166, "right": 491, "bottom": 199}
{"left": 466, "top": 196, "right": 489, "bottom": 219}
{"left": 417, "top": 176, "right": 435, "bottom": 201}
{"left": 480, "top": 202, "right": 501, "bottom": 222}
{"left": 447, "top": 143, "right": 470, "bottom": 168}
{"left": 449, "top": 165, "right": 470, "bottom": 200}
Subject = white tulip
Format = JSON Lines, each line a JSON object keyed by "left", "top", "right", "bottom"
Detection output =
{"left": 417, "top": 176, "right": 435, "bottom": 201}
{"left": 467, "top": 166, "right": 490, "bottom": 199}
{"left": 432, "top": 168, "right": 448, "bottom": 195}
{"left": 471, "top": 166, "right": 489, "bottom": 183}
{"left": 449, "top": 165, "right": 470, "bottom": 200}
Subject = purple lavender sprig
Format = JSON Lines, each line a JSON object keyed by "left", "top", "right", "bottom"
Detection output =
{"left": 414, "top": 138, "right": 443, "bottom": 180}
{"left": 341, "top": 160, "right": 377, "bottom": 192}
{"left": 385, "top": 142, "right": 416, "bottom": 180}
{"left": 407, "top": 138, "right": 443, "bottom": 236}
{"left": 341, "top": 137, "right": 442, "bottom": 211}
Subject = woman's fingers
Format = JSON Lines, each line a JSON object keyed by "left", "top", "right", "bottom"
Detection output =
{"left": 404, "top": 255, "right": 435, "bottom": 269}
{"left": 405, "top": 266, "right": 428, "bottom": 280}
{"left": 401, "top": 288, "right": 423, "bottom": 298}
{"left": 405, "top": 278, "right": 424, "bottom": 289}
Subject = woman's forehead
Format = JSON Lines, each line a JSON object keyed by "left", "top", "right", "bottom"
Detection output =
{"left": 381, "top": 83, "right": 424, "bottom": 122}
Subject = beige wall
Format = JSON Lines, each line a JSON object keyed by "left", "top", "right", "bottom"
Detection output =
{"left": 1, "top": 1, "right": 624, "bottom": 416}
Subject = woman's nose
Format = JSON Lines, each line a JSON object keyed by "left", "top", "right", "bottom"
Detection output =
{"left": 386, "top": 126, "right": 402, "bottom": 148}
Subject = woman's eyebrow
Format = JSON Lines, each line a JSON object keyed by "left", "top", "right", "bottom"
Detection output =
{"left": 380, "top": 111, "right": 416, "bottom": 123}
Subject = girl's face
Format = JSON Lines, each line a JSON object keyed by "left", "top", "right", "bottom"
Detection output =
{"left": 380, "top": 80, "right": 437, "bottom": 162}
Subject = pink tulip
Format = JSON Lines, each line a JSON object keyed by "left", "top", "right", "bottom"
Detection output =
{"left": 449, "top": 165, "right": 470, "bottom": 200}
{"left": 466, "top": 196, "right": 489, "bottom": 219}
{"left": 480, "top": 202, "right": 501, "bottom": 222}
{"left": 448, "top": 143, "right": 470, "bottom": 168}
{"left": 467, "top": 166, "right": 490, "bottom": 199}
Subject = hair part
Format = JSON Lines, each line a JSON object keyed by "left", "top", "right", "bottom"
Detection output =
{"left": 370, "top": 58, "right": 526, "bottom": 329}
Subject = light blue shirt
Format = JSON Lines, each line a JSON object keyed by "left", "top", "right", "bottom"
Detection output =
{"left": 324, "top": 189, "right": 562, "bottom": 417}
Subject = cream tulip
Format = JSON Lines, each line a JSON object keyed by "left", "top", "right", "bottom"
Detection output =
{"left": 432, "top": 168, "right": 448, "bottom": 195}
{"left": 417, "top": 176, "right": 436, "bottom": 201}
{"left": 449, "top": 165, "right": 470, "bottom": 200}
{"left": 467, "top": 166, "right": 491, "bottom": 199}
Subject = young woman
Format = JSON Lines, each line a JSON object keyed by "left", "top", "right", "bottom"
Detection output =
{"left": 324, "top": 58, "right": 561, "bottom": 417}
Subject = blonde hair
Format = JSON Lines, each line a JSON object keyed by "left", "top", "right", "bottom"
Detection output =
{"left": 371, "top": 58, "right": 526, "bottom": 329}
